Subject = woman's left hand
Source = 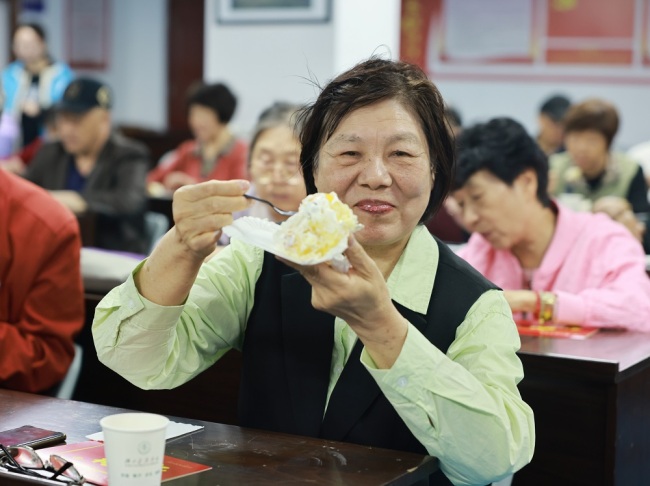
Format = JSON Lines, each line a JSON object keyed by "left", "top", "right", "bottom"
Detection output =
{"left": 503, "top": 290, "right": 537, "bottom": 314}
{"left": 280, "top": 235, "right": 408, "bottom": 368}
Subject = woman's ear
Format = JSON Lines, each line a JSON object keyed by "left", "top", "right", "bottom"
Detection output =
{"left": 515, "top": 169, "right": 539, "bottom": 199}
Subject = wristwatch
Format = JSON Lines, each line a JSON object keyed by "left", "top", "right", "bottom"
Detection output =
{"left": 538, "top": 291, "right": 557, "bottom": 324}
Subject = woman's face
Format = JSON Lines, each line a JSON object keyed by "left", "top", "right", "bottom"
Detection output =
{"left": 249, "top": 125, "right": 306, "bottom": 222}
{"left": 565, "top": 129, "right": 609, "bottom": 177}
{"left": 13, "top": 27, "right": 46, "bottom": 65}
{"left": 314, "top": 98, "right": 433, "bottom": 250}
{"left": 452, "top": 170, "right": 535, "bottom": 251}
{"left": 188, "top": 104, "right": 222, "bottom": 144}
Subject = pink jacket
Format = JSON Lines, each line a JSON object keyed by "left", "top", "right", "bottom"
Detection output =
{"left": 458, "top": 203, "right": 650, "bottom": 331}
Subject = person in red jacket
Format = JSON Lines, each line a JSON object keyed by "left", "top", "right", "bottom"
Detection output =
{"left": 147, "top": 82, "right": 248, "bottom": 194}
{"left": 0, "top": 169, "right": 84, "bottom": 392}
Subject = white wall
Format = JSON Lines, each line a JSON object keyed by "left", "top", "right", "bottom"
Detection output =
{"left": 13, "top": 1, "right": 647, "bottom": 148}
{"left": 204, "top": 0, "right": 400, "bottom": 138}
{"left": 204, "top": 0, "right": 334, "bottom": 138}
{"left": 332, "top": 0, "right": 401, "bottom": 73}
{"left": 437, "top": 79, "right": 650, "bottom": 152}
{"left": 17, "top": 0, "right": 168, "bottom": 131}
{"left": 78, "top": 0, "right": 168, "bottom": 131}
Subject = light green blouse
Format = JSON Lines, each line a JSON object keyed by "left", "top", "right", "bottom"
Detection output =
{"left": 92, "top": 225, "right": 535, "bottom": 486}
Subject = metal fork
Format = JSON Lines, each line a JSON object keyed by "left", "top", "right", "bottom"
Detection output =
{"left": 244, "top": 194, "right": 297, "bottom": 217}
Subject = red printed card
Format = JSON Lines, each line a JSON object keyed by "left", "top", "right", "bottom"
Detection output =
{"left": 515, "top": 319, "right": 599, "bottom": 340}
{"left": 41, "top": 441, "right": 211, "bottom": 485}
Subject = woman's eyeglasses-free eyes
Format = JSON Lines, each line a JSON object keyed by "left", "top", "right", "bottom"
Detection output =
{"left": 0, "top": 443, "right": 85, "bottom": 484}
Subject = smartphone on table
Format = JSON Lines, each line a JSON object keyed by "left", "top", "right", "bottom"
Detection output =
{"left": 0, "top": 425, "right": 66, "bottom": 449}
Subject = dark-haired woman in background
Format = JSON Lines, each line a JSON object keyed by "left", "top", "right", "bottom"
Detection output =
{"left": 94, "top": 58, "right": 534, "bottom": 485}
{"left": 0, "top": 23, "right": 73, "bottom": 154}
{"left": 454, "top": 117, "right": 650, "bottom": 331}
{"left": 147, "top": 82, "right": 248, "bottom": 193}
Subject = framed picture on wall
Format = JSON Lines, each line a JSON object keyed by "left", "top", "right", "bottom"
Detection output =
{"left": 216, "top": 0, "right": 331, "bottom": 24}
{"left": 66, "top": 0, "right": 110, "bottom": 69}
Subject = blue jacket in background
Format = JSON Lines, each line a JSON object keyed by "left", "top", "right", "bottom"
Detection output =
{"left": 0, "top": 60, "right": 74, "bottom": 115}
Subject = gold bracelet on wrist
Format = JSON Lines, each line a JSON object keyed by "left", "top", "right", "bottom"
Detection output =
{"left": 538, "top": 291, "right": 557, "bottom": 324}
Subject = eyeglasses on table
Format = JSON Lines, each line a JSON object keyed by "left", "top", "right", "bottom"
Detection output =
{"left": 0, "top": 443, "right": 85, "bottom": 484}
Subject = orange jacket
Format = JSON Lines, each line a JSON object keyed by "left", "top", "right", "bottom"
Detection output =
{"left": 0, "top": 170, "right": 84, "bottom": 392}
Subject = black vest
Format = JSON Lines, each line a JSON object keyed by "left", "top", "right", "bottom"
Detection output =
{"left": 238, "top": 238, "right": 498, "bottom": 485}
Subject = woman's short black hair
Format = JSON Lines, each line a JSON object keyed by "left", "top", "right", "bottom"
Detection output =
{"left": 539, "top": 94, "right": 571, "bottom": 123}
{"left": 454, "top": 117, "right": 551, "bottom": 207}
{"left": 186, "top": 82, "right": 237, "bottom": 124}
{"left": 14, "top": 23, "right": 47, "bottom": 42}
{"left": 296, "top": 57, "right": 455, "bottom": 223}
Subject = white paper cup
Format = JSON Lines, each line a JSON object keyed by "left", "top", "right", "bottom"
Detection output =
{"left": 100, "top": 413, "right": 169, "bottom": 486}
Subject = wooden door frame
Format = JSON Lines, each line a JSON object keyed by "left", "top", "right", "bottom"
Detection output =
{"left": 166, "top": 0, "right": 204, "bottom": 132}
{"left": 3, "top": 0, "right": 19, "bottom": 60}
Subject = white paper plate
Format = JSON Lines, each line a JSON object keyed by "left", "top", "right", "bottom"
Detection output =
{"left": 223, "top": 216, "right": 351, "bottom": 271}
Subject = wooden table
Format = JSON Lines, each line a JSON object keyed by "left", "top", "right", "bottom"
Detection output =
{"left": 513, "top": 330, "right": 650, "bottom": 486}
{"left": 0, "top": 389, "right": 438, "bottom": 485}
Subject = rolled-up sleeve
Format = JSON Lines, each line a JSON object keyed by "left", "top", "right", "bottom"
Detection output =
{"left": 92, "top": 241, "right": 264, "bottom": 389}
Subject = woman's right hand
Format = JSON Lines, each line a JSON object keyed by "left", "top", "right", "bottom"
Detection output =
{"left": 135, "top": 179, "right": 250, "bottom": 306}
{"left": 172, "top": 179, "right": 250, "bottom": 261}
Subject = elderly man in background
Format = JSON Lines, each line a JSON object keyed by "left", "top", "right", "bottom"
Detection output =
{"left": 24, "top": 77, "right": 150, "bottom": 254}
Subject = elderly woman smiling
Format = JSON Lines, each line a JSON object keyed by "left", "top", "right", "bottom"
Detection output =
{"left": 93, "top": 58, "right": 534, "bottom": 486}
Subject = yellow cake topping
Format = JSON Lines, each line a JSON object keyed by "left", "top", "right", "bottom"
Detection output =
{"left": 275, "top": 192, "right": 360, "bottom": 261}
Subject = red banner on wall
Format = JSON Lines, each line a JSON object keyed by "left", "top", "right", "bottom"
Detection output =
{"left": 401, "top": 0, "right": 650, "bottom": 84}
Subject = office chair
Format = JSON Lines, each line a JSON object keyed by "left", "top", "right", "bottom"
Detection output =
{"left": 54, "top": 343, "right": 83, "bottom": 400}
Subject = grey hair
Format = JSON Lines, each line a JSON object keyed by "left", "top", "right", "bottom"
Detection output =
{"left": 248, "top": 101, "right": 304, "bottom": 166}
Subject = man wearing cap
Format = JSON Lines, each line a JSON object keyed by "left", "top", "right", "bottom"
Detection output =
{"left": 24, "top": 77, "right": 150, "bottom": 254}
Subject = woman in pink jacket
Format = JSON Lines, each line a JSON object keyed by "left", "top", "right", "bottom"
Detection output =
{"left": 452, "top": 117, "right": 650, "bottom": 331}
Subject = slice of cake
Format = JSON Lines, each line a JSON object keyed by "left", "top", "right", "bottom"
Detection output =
{"left": 275, "top": 192, "right": 361, "bottom": 262}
